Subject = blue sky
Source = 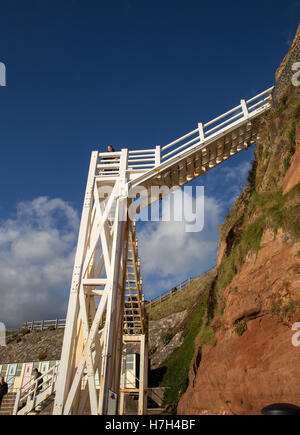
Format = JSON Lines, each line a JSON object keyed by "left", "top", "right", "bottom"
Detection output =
{"left": 0, "top": 0, "right": 298, "bottom": 326}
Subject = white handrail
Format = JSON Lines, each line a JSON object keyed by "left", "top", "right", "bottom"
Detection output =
{"left": 96, "top": 87, "right": 273, "bottom": 180}
{"left": 13, "top": 363, "right": 59, "bottom": 415}
{"left": 246, "top": 86, "right": 273, "bottom": 103}
{"left": 161, "top": 128, "right": 198, "bottom": 152}
{"left": 204, "top": 110, "right": 243, "bottom": 135}
{"left": 203, "top": 103, "right": 242, "bottom": 128}
{"left": 159, "top": 86, "right": 273, "bottom": 164}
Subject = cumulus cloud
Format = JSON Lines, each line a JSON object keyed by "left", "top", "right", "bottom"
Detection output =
{"left": 138, "top": 191, "right": 223, "bottom": 298}
{"left": 221, "top": 160, "right": 251, "bottom": 183}
{"left": 0, "top": 197, "right": 79, "bottom": 328}
{"left": 212, "top": 160, "right": 252, "bottom": 205}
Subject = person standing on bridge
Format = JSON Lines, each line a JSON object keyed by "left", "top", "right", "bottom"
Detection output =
{"left": 0, "top": 377, "right": 8, "bottom": 408}
{"left": 103, "top": 145, "right": 118, "bottom": 173}
{"left": 107, "top": 145, "right": 115, "bottom": 153}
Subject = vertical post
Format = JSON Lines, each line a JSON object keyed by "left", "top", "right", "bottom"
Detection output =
{"left": 42, "top": 320, "right": 44, "bottom": 331}
{"left": 98, "top": 147, "right": 128, "bottom": 414}
{"left": 118, "top": 352, "right": 126, "bottom": 415}
{"left": 32, "top": 379, "right": 38, "bottom": 408}
{"left": 55, "top": 319, "right": 58, "bottom": 329}
{"left": 13, "top": 389, "right": 21, "bottom": 415}
{"left": 98, "top": 198, "right": 127, "bottom": 415}
{"left": 53, "top": 151, "right": 99, "bottom": 415}
{"left": 138, "top": 335, "right": 148, "bottom": 415}
{"left": 198, "top": 123, "right": 205, "bottom": 143}
{"left": 155, "top": 145, "right": 161, "bottom": 166}
{"left": 241, "top": 99, "right": 248, "bottom": 118}
{"left": 31, "top": 321, "right": 34, "bottom": 331}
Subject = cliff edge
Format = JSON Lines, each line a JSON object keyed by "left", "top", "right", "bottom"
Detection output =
{"left": 178, "top": 25, "right": 300, "bottom": 415}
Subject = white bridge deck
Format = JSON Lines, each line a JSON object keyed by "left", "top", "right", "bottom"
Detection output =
{"left": 97, "top": 86, "right": 273, "bottom": 191}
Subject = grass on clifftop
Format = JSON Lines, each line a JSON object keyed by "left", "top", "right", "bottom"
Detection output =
{"left": 217, "top": 184, "right": 300, "bottom": 299}
{"left": 215, "top": 86, "right": 300, "bottom": 315}
{"left": 146, "top": 269, "right": 216, "bottom": 321}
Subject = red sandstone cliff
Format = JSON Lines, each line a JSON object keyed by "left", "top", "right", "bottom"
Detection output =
{"left": 178, "top": 26, "right": 300, "bottom": 415}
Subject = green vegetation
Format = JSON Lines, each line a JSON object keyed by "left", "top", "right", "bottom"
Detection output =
{"left": 275, "top": 102, "right": 286, "bottom": 116}
{"left": 241, "top": 216, "right": 265, "bottom": 254}
{"left": 216, "top": 184, "right": 300, "bottom": 301}
{"left": 147, "top": 270, "right": 216, "bottom": 321}
{"left": 270, "top": 300, "right": 300, "bottom": 320}
{"left": 284, "top": 119, "right": 296, "bottom": 172}
{"left": 234, "top": 320, "right": 247, "bottom": 336}
{"left": 196, "top": 323, "right": 215, "bottom": 347}
{"left": 150, "top": 86, "right": 300, "bottom": 413}
{"left": 217, "top": 246, "right": 241, "bottom": 291}
{"left": 293, "top": 101, "right": 300, "bottom": 119}
{"left": 160, "top": 292, "right": 209, "bottom": 412}
{"left": 269, "top": 305, "right": 281, "bottom": 316}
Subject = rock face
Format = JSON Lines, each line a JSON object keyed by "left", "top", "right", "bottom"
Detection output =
{"left": 149, "top": 310, "right": 186, "bottom": 370}
{"left": 178, "top": 26, "right": 300, "bottom": 415}
{"left": 273, "top": 24, "right": 300, "bottom": 108}
{"left": 223, "top": 229, "right": 300, "bottom": 328}
{"left": 178, "top": 316, "right": 300, "bottom": 415}
{"left": 178, "top": 230, "right": 300, "bottom": 414}
{"left": 1, "top": 311, "right": 186, "bottom": 375}
{"left": 0, "top": 328, "right": 64, "bottom": 363}
{"left": 283, "top": 139, "right": 300, "bottom": 194}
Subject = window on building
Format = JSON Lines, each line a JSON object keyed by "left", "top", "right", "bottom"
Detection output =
{"left": 126, "top": 354, "right": 134, "bottom": 371}
{"left": 15, "top": 364, "right": 22, "bottom": 377}
{"left": 0, "top": 364, "right": 7, "bottom": 377}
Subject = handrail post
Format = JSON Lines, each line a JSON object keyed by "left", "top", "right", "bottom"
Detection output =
{"left": 241, "top": 99, "right": 248, "bottom": 118}
{"left": 198, "top": 122, "right": 205, "bottom": 143}
{"left": 33, "top": 379, "right": 37, "bottom": 406}
{"left": 155, "top": 145, "right": 161, "bottom": 166}
{"left": 50, "top": 367, "right": 56, "bottom": 394}
{"left": 13, "top": 388, "right": 21, "bottom": 415}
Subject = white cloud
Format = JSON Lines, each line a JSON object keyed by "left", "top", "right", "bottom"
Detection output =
{"left": 0, "top": 190, "right": 225, "bottom": 323}
{"left": 137, "top": 192, "right": 222, "bottom": 298}
{"left": 0, "top": 197, "right": 79, "bottom": 328}
{"left": 214, "top": 160, "right": 252, "bottom": 205}
{"left": 221, "top": 160, "right": 251, "bottom": 183}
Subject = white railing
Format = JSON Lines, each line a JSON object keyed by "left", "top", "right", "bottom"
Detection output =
{"left": 160, "top": 87, "right": 273, "bottom": 162}
{"left": 96, "top": 87, "right": 273, "bottom": 179}
{"left": 97, "top": 151, "right": 121, "bottom": 176}
{"left": 128, "top": 148, "right": 157, "bottom": 173}
{"left": 13, "top": 363, "right": 59, "bottom": 415}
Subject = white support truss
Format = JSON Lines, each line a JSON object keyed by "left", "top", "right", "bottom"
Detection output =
{"left": 52, "top": 86, "right": 273, "bottom": 415}
{"left": 53, "top": 149, "right": 147, "bottom": 415}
